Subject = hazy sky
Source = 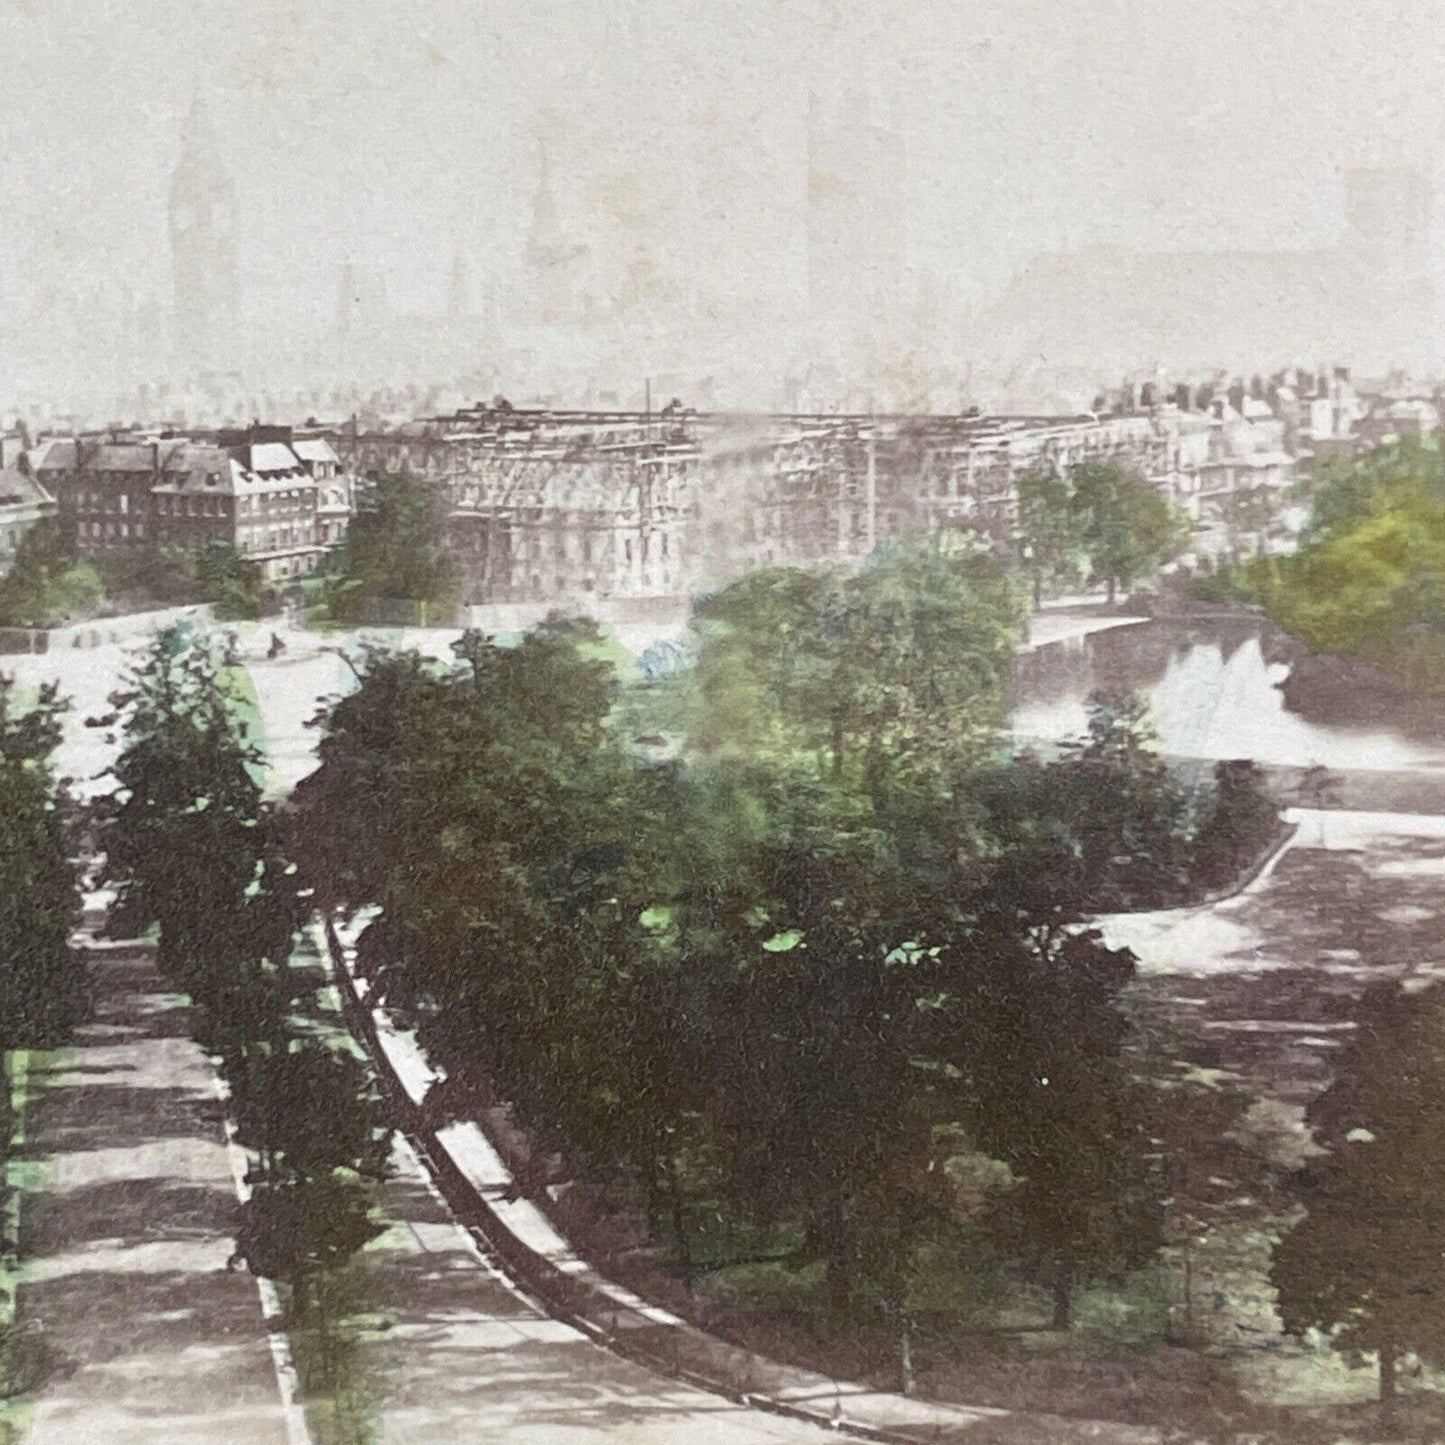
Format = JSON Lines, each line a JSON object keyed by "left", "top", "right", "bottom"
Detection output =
{"left": 2, "top": 1, "right": 1444, "bottom": 366}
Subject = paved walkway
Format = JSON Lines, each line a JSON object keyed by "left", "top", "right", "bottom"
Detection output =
{"left": 346, "top": 1136, "right": 835, "bottom": 1443}
{"left": 14, "top": 943, "right": 295, "bottom": 1444}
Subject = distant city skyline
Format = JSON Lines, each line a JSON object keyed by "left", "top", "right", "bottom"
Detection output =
{"left": 5, "top": 0, "right": 1445, "bottom": 416}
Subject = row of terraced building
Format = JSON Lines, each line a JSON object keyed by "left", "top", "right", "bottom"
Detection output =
{"left": 337, "top": 399, "right": 1295, "bottom": 604}
{"left": 2, "top": 401, "right": 1296, "bottom": 603}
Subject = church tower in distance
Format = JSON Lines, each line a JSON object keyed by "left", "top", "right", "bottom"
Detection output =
{"left": 168, "top": 95, "right": 239, "bottom": 364}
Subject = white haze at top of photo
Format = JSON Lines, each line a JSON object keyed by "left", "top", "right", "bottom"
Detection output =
{"left": 1, "top": 0, "right": 1443, "bottom": 400}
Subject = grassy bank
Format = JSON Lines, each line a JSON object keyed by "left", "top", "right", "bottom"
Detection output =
{"left": 0, "top": 1051, "right": 38, "bottom": 1443}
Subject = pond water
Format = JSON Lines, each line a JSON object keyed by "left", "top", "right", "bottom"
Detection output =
{"left": 1012, "top": 615, "right": 1445, "bottom": 773}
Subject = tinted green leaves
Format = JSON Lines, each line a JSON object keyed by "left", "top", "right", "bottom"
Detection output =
{"left": 693, "top": 544, "right": 1024, "bottom": 788}
{"left": 0, "top": 673, "right": 85, "bottom": 1047}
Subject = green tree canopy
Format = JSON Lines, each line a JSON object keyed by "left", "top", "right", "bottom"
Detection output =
{"left": 295, "top": 596, "right": 1198, "bottom": 1334}
{"left": 1014, "top": 466, "right": 1083, "bottom": 607}
{"left": 1208, "top": 436, "right": 1445, "bottom": 693}
{"left": 1272, "top": 982, "right": 1445, "bottom": 1415}
{"left": 99, "top": 624, "right": 389, "bottom": 1295}
{"left": 327, "top": 470, "right": 458, "bottom": 623}
{"left": 969, "top": 919, "right": 1162, "bottom": 1330}
{"left": 692, "top": 542, "right": 1024, "bottom": 790}
{"left": 99, "top": 628, "right": 275, "bottom": 998}
{"left": 0, "top": 673, "right": 86, "bottom": 1046}
{"left": 1068, "top": 460, "right": 1189, "bottom": 604}
{"left": 0, "top": 520, "right": 103, "bottom": 628}
{"left": 969, "top": 692, "right": 1197, "bottom": 916}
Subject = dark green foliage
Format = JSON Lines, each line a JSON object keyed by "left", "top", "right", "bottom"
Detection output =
{"left": 1272, "top": 982, "right": 1445, "bottom": 1410}
{"left": 970, "top": 692, "right": 1264, "bottom": 916}
{"left": 99, "top": 628, "right": 272, "bottom": 997}
{"left": 291, "top": 620, "right": 673, "bottom": 1191}
{"left": 0, "top": 675, "right": 86, "bottom": 1270}
{"left": 0, "top": 674, "right": 86, "bottom": 1046}
{"left": 1190, "top": 760, "right": 1279, "bottom": 892}
{"left": 234, "top": 1175, "right": 384, "bottom": 1304}
{"left": 0, "top": 520, "right": 103, "bottom": 627}
{"left": 1207, "top": 436, "right": 1445, "bottom": 692}
{"left": 1068, "top": 461, "right": 1190, "bottom": 604}
{"left": 670, "top": 783, "right": 972, "bottom": 1317}
{"left": 295, "top": 560, "right": 1204, "bottom": 1330}
{"left": 99, "top": 624, "right": 389, "bottom": 1290}
{"left": 234, "top": 1041, "right": 392, "bottom": 1185}
{"left": 91, "top": 545, "right": 203, "bottom": 606}
{"left": 0, "top": 526, "right": 283, "bottom": 628}
{"left": 231, "top": 1040, "right": 390, "bottom": 1314}
{"left": 1054, "top": 691, "right": 1191, "bottom": 903}
{"left": 1014, "top": 467, "right": 1083, "bottom": 606}
{"left": 968, "top": 921, "right": 1164, "bottom": 1329}
{"left": 197, "top": 543, "right": 273, "bottom": 621}
{"left": 325, "top": 470, "right": 457, "bottom": 623}
{"left": 692, "top": 544, "right": 1024, "bottom": 789}
{"left": 93, "top": 541, "right": 277, "bottom": 618}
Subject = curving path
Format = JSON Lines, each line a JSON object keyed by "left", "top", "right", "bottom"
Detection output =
{"left": 353, "top": 1136, "right": 837, "bottom": 1443}
{"left": 1099, "top": 808, "right": 1445, "bottom": 1108}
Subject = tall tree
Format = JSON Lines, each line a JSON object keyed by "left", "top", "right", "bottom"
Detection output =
{"left": 100, "top": 624, "right": 389, "bottom": 1295}
{"left": 0, "top": 674, "right": 86, "bottom": 1047}
{"left": 1014, "top": 467, "right": 1081, "bottom": 608}
{"left": 0, "top": 519, "right": 103, "bottom": 627}
{"left": 1190, "top": 758, "right": 1278, "bottom": 892}
{"left": 971, "top": 920, "right": 1164, "bottom": 1330}
{"left": 973, "top": 693, "right": 1193, "bottom": 915}
{"left": 98, "top": 626, "right": 273, "bottom": 1005}
{"left": 693, "top": 542, "right": 1023, "bottom": 790}
{"left": 231, "top": 1040, "right": 391, "bottom": 1314}
{"left": 291, "top": 621, "right": 686, "bottom": 1194}
{"left": 328, "top": 470, "right": 458, "bottom": 623}
{"left": 1069, "top": 461, "right": 1189, "bottom": 604}
{"left": 1272, "top": 981, "right": 1445, "bottom": 1418}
